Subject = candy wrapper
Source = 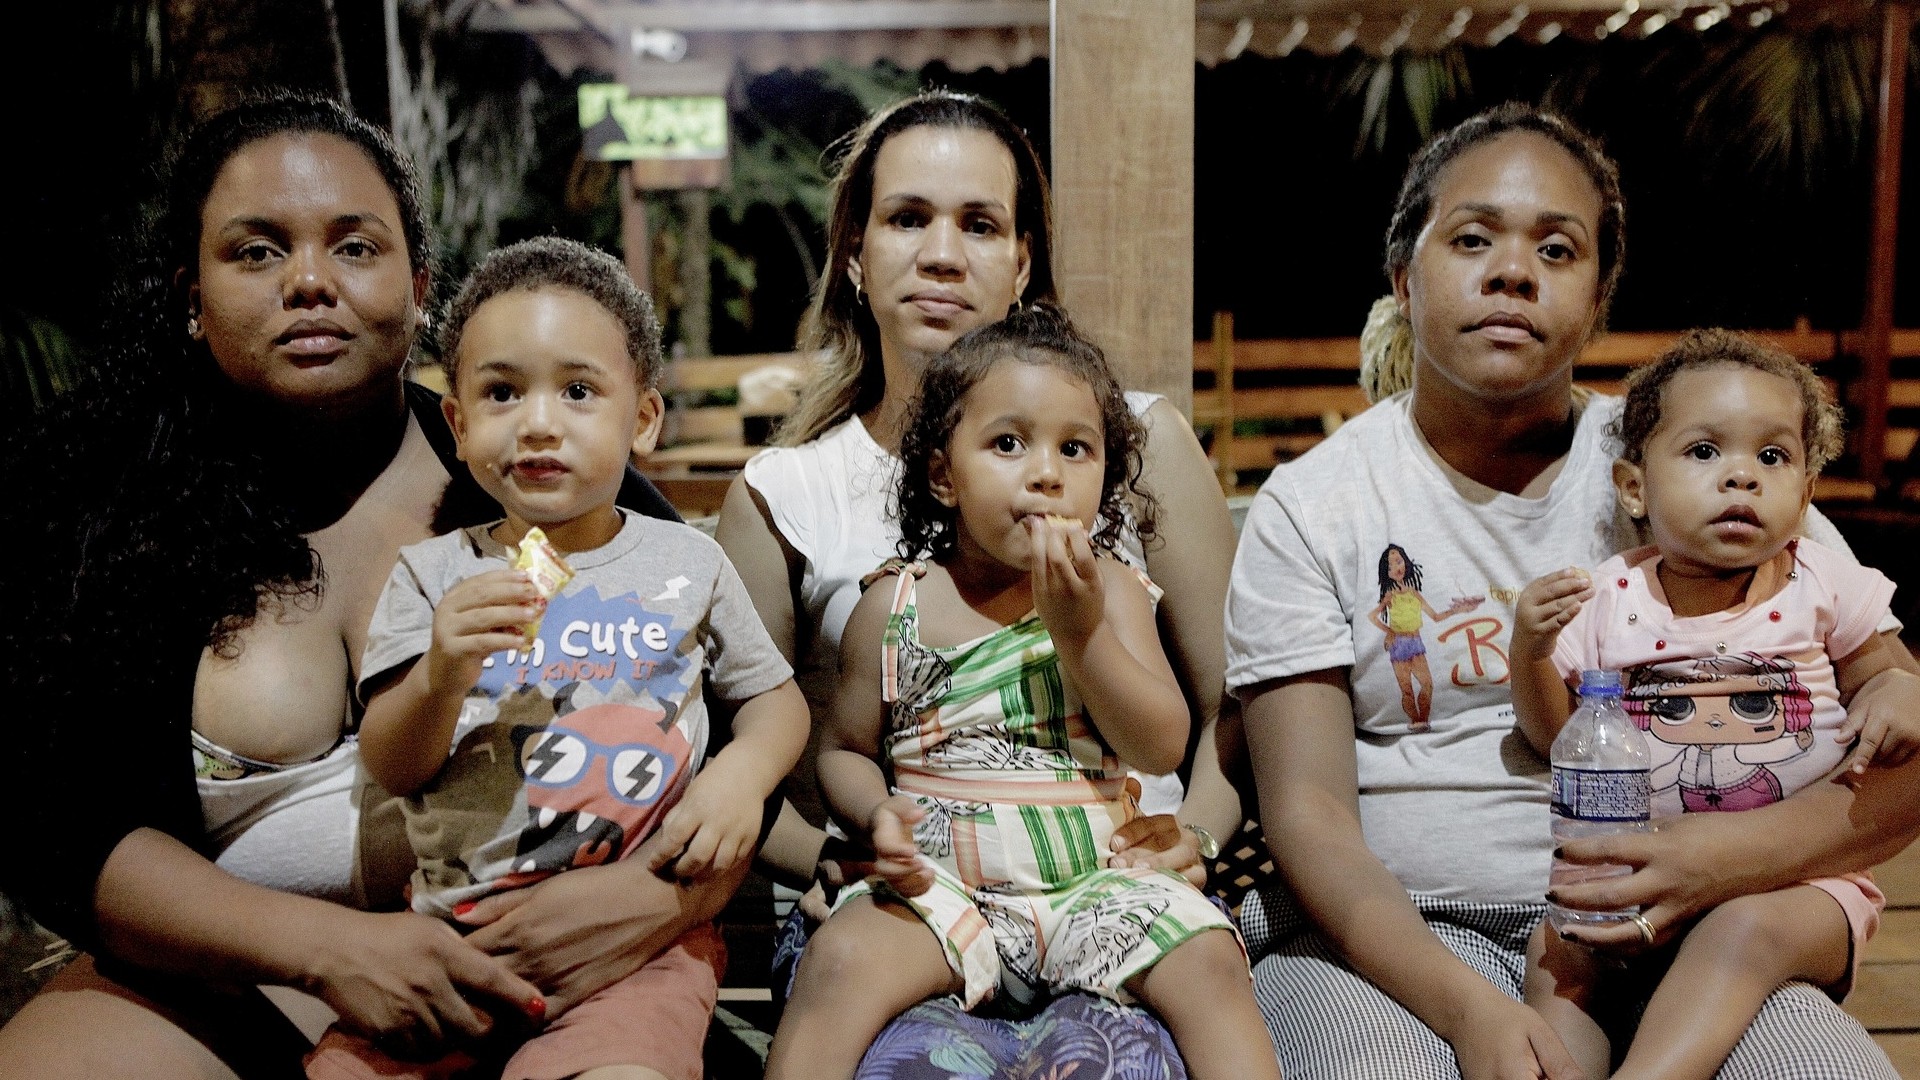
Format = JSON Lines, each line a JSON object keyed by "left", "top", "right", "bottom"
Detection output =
{"left": 512, "top": 526, "right": 575, "bottom": 639}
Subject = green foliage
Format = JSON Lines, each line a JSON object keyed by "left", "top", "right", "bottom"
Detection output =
{"left": 714, "top": 62, "right": 920, "bottom": 293}
{"left": 390, "top": 0, "right": 543, "bottom": 286}
{"left": 1683, "top": 28, "right": 1877, "bottom": 191}
{"left": 816, "top": 58, "right": 929, "bottom": 114}
{"left": 0, "top": 308, "right": 83, "bottom": 416}
{"left": 714, "top": 240, "right": 758, "bottom": 330}
{"left": 1340, "top": 48, "right": 1474, "bottom": 156}
{"left": 1543, "top": 25, "right": 1880, "bottom": 195}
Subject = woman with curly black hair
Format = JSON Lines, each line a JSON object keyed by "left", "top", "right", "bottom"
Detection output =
{"left": 0, "top": 96, "right": 725, "bottom": 1080}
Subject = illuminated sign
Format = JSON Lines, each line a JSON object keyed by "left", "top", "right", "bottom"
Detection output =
{"left": 579, "top": 85, "right": 727, "bottom": 162}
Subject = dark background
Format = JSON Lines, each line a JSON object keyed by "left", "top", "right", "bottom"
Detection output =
{"left": 4, "top": 5, "right": 1912, "bottom": 380}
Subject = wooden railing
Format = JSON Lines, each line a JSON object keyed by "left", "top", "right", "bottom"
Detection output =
{"left": 639, "top": 351, "right": 818, "bottom": 517}
{"left": 1195, "top": 313, "right": 1920, "bottom": 500}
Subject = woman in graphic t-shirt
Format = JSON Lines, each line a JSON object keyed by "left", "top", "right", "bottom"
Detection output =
{"left": 1219, "top": 103, "right": 1920, "bottom": 1079}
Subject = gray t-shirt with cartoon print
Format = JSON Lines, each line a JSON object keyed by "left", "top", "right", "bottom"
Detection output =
{"left": 361, "top": 511, "right": 791, "bottom": 917}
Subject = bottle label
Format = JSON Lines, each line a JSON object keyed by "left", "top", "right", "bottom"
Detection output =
{"left": 1551, "top": 766, "right": 1650, "bottom": 823}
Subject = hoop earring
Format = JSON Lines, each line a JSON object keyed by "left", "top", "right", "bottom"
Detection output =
{"left": 854, "top": 285, "right": 868, "bottom": 308}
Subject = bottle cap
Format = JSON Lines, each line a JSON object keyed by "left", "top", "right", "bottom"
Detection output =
{"left": 1578, "top": 669, "right": 1624, "bottom": 697}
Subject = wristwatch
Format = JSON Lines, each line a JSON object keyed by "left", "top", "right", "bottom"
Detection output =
{"left": 1181, "top": 823, "right": 1221, "bottom": 860}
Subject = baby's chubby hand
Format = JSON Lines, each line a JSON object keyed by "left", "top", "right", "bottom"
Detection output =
{"left": 868, "top": 795, "right": 935, "bottom": 898}
{"left": 1029, "top": 515, "right": 1104, "bottom": 651}
{"left": 1834, "top": 683, "right": 1920, "bottom": 776}
{"left": 647, "top": 757, "right": 761, "bottom": 880}
{"left": 1512, "top": 568, "right": 1594, "bottom": 661}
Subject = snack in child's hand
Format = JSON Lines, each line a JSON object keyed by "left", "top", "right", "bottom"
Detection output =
{"left": 1040, "top": 513, "right": 1081, "bottom": 529}
{"left": 512, "top": 527, "right": 575, "bottom": 638}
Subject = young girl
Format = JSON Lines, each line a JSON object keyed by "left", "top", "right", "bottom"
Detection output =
{"left": 765, "top": 307, "right": 1279, "bottom": 1080}
{"left": 1511, "top": 328, "right": 1920, "bottom": 1080}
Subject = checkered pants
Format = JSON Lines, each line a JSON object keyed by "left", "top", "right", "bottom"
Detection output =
{"left": 1238, "top": 885, "right": 1898, "bottom": 1080}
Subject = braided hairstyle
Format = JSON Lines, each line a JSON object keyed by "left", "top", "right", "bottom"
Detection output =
{"left": 1360, "top": 103, "right": 1625, "bottom": 402}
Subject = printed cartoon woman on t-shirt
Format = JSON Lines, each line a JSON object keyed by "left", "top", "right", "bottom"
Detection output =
{"left": 1367, "top": 543, "right": 1483, "bottom": 730}
{"left": 1623, "top": 652, "right": 1814, "bottom": 813}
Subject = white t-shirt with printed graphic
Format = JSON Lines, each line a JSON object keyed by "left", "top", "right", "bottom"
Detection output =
{"left": 1224, "top": 391, "right": 1881, "bottom": 904}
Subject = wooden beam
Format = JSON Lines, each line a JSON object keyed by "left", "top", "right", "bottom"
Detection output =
{"left": 618, "top": 165, "right": 649, "bottom": 292}
{"left": 480, "top": 1, "right": 1049, "bottom": 33}
{"left": 1860, "top": 0, "right": 1909, "bottom": 490}
{"left": 1051, "top": 0, "right": 1196, "bottom": 413}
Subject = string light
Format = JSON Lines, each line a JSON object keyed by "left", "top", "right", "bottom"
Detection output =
{"left": 1330, "top": 12, "right": 1363, "bottom": 52}
{"left": 1488, "top": 4, "right": 1530, "bottom": 43}
{"left": 1604, "top": 0, "right": 1640, "bottom": 35}
{"left": 1382, "top": 10, "right": 1419, "bottom": 54}
{"left": 1224, "top": 16, "right": 1255, "bottom": 60}
{"left": 1275, "top": 16, "right": 1309, "bottom": 56}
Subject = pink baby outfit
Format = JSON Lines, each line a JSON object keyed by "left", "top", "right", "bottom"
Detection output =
{"left": 1552, "top": 538, "right": 1895, "bottom": 989}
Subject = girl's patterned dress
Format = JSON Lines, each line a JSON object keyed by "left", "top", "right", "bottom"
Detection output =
{"left": 832, "top": 561, "right": 1233, "bottom": 1009}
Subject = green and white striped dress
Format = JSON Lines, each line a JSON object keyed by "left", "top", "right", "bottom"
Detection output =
{"left": 834, "top": 561, "right": 1236, "bottom": 1009}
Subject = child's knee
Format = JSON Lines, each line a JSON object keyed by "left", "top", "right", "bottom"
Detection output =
{"left": 1146, "top": 927, "right": 1247, "bottom": 988}
{"left": 1693, "top": 892, "right": 1797, "bottom": 966}
{"left": 793, "top": 901, "right": 951, "bottom": 1003}
{"left": 792, "top": 913, "right": 875, "bottom": 991}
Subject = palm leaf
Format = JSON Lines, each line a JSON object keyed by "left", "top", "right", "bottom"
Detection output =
{"left": 1682, "top": 27, "right": 1877, "bottom": 190}
{"left": 1, "top": 308, "right": 83, "bottom": 415}
{"left": 1340, "top": 47, "right": 1474, "bottom": 156}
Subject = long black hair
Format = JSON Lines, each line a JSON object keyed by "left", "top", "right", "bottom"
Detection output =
{"left": 1377, "top": 543, "right": 1425, "bottom": 599}
{"left": 9, "top": 94, "right": 429, "bottom": 686}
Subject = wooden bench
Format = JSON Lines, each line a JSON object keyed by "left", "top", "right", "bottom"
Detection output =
{"left": 1194, "top": 314, "right": 1920, "bottom": 503}
{"left": 1850, "top": 838, "right": 1920, "bottom": 1075}
{"left": 639, "top": 351, "right": 818, "bottom": 518}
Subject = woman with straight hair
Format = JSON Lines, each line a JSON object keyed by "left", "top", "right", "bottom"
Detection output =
{"left": 718, "top": 90, "right": 1244, "bottom": 1076}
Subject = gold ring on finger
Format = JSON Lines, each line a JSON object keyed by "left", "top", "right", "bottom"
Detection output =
{"left": 1629, "top": 911, "right": 1656, "bottom": 946}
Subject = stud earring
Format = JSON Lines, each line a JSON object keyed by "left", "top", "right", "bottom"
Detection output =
{"left": 186, "top": 314, "right": 202, "bottom": 339}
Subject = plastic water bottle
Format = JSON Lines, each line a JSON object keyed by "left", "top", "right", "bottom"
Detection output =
{"left": 1547, "top": 669, "right": 1652, "bottom": 932}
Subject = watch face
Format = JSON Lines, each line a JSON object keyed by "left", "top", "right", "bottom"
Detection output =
{"left": 1185, "top": 825, "right": 1220, "bottom": 859}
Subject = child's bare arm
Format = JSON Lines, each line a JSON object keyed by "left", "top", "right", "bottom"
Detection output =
{"left": 817, "top": 585, "right": 934, "bottom": 896}
{"left": 361, "top": 569, "right": 540, "bottom": 796}
{"left": 649, "top": 678, "right": 809, "bottom": 879}
{"left": 1511, "top": 569, "right": 1593, "bottom": 759}
{"left": 1030, "top": 519, "right": 1188, "bottom": 774}
{"left": 1833, "top": 632, "right": 1920, "bottom": 774}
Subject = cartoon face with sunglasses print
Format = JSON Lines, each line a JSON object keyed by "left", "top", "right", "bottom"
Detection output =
{"left": 501, "top": 700, "right": 694, "bottom": 884}
{"left": 1624, "top": 653, "right": 1815, "bottom": 814}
